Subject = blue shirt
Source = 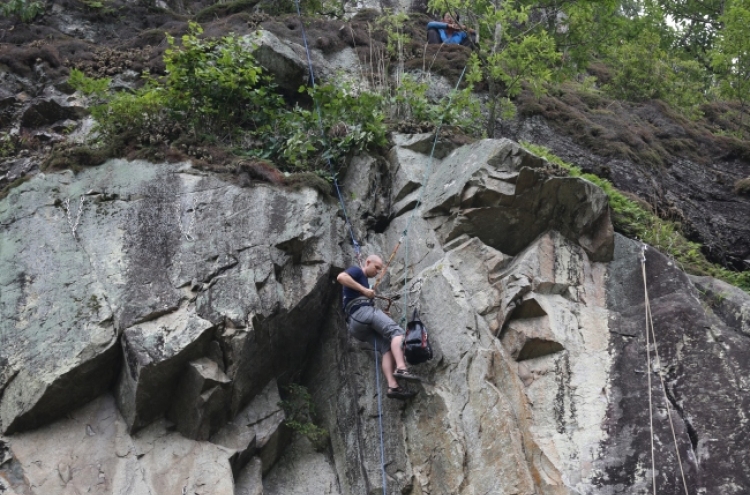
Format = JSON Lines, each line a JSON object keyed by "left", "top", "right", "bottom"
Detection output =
{"left": 427, "top": 21, "right": 468, "bottom": 45}
{"left": 341, "top": 266, "right": 369, "bottom": 309}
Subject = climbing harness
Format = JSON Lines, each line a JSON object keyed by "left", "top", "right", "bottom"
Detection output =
{"left": 640, "top": 244, "right": 690, "bottom": 495}
{"left": 292, "top": 0, "right": 362, "bottom": 267}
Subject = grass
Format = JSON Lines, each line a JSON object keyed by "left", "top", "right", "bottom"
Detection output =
{"left": 523, "top": 141, "right": 750, "bottom": 293}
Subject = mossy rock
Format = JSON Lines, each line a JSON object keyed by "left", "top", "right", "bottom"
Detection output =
{"left": 734, "top": 177, "right": 750, "bottom": 196}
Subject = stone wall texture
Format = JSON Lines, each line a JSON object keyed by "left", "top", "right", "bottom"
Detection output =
{"left": 1, "top": 137, "right": 749, "bottom": 495}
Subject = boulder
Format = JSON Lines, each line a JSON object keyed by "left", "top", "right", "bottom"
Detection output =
{"left": 0, "top": 159, "right": 342, "bottom": 438}
{"left": 243, "top": 30, "right": 309, "bottom": 94}
{"left": 116, "top": 307, "right": 216, "bottom": 432}
{"left": 340, "top": 153, "right": 391, "bottom": 238}
{"left": 20, "top": 95, "right": 87, "bottom": 129}
{"left": 235, "top": 457, "right": 264, "bottom": 495}
{"left": 2, "top": 394, "right": 234, "bottom": 495}
{"left": 167, "top": 357, "right": 231, "bottom": 441}
{"left": 420, "top": 138, "right": 614, "bottom": 261}
{"left": 598, "top": 235, "right": 750, "bottom": 494}
{"left": 211, "top": 379, "right": 287, "bottom": 476}
{"left": 690, "top": 275, "right": 750, "bottom": 338}
{"left": 264, "top": 435, "right": 342, "bottom": 495}
{"left": 0, "top": 171, "right": 118, "bottom": 434}
{"left": 0, "top": 89, "right": 19, "bottom": 128}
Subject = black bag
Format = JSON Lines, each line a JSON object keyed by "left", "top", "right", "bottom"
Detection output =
{"left": 404, "top": 309, "right": 433, "bottom": 365}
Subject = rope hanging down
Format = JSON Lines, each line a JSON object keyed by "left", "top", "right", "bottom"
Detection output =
{"left": 293, "top": 0, "right": 362, "bottom": 266}
{"left": 374, "top": 338, "right": 388, "bottom": 495}
{"left": 292, "top": 4, "right": 384, "bottom": 493}
{"left": 640, "top": 244, "right": 690, "bottom": 495}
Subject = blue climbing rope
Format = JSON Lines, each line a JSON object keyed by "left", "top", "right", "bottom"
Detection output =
{"left": 293, "top": 0, "right": 362, "bottom": 265}
{"left": 374, "top": 338, "right": 388, "bottom": 495}
{"left": 292, "top": 3, "right": 385, "bottom": 492}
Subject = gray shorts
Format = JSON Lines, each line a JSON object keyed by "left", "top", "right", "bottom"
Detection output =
{"left": 347, "top": 306, "right": 405, "bottom": 354}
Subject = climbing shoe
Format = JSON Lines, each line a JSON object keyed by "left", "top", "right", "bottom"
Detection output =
{"left": 387, "top": 386, "right": 417, "bottom": 400}
{"left": 393, "top": 369, "right": 421, "bottom": 382}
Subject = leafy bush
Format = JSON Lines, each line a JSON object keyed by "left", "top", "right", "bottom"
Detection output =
{"left": 68, "top": 69, "right": 111, "bottom": 100}
{"left": 278, "top": 384, "right": 329, "bottom": 451}
{"left": 0, "top": 133, "right": 17, "bottom": 158}
{"left": 290, "top": 82, "right": 387, "bottom": 167}
{"left": 523, "top": 142, "right": 750, "bottom": 292}
{"left": 74, "top": 22, "right": 394, "bottom": 176}
{"left": 0, "top": 0, "right": 44, "bottom": 22}
{"left": 158, "top": 22, "right": 282, "bottom": 136}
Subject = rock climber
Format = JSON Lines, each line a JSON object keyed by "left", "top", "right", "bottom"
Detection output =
{"left": 337, "top": 255, "right": 419, "bottom": 400}
{"left": 427, "top": 12, "right": 475, "bottom": 46}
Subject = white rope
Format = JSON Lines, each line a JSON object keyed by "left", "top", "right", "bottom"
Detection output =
{"left": 640, "top": 244, "right": 691, "bottom": 495}
{"left": 641, "top": 245, "right": 657, "bottom": 495}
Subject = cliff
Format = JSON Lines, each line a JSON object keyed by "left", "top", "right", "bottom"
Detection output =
{"left": 1, "top": 2, "right": 749, "bottom": 495}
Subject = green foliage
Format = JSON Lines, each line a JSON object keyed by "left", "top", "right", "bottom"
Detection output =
{"left": 68, "top": 69, "right": 111, "bottom": 100}
{"left": 0, "top": 133, "right": 17, "bottom": 158}
{"left": 603, "top": 28, "right": 706, "bottom": 118}
{"left": 387, "top": 72, "right": 482, "bottom": 134}
{"left": 657, "top": 0, "right": 726, "bottom": 63}
{"left": 81, "top": 0, "right": 106, "bottom": 9}
{"left": 523, "top": 142, "right": 750, "bottom": 292}
{"left": 278, "top": 384, "right": 329, "bottom": 451}
{"left": 299, "top": 82, "right": 387, "bottom": 165}
{"left": 0, "top": 0, "right": 44, "bottom": 22}
{"left": 710, "top": 0, "right": 750, "bottom": 133}
{"left": 162, "top": 22, "right": 283, "bottom": 135}
{"left": 87, "top": 22, "right": 392, "bottom": 175}
{"left": 247, "top": 80, "right": 388, "bottom": 172}
{"left": 91, "top": 87, "right": 168, "bottom": 142}
{"left": 258, "top": 0, "right": 343, "bottom": 16}
{"left": 604, "top": 29, "right": 665, "bottom": 101}
{"left": 89, "top": 22, "right": 284, "bottom": 146}
{"left": 376, "top": 9, "right": 411, "bottom": 59}
{"left": 429, "top": 0, "right": 561, "bottom": 135}
{"left": 304, "top": 0, "right": 344, "bottom": 17}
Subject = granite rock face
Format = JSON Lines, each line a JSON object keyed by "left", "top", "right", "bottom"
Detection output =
{"left": 0, "top": 158, "right": 343, "bottom": 439}
{"left": 299, "top": 135, "right": 749, "bottom": 495}
{"left": 1, "top": 136, "right": 749, "bottom": 495}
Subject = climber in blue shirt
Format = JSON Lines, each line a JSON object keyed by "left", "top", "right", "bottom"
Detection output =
{"left": 337, "top": 255, "right": 419, "bottom": 400}
{"left": 427, "top": 12, "right": 475, "bottom": 46}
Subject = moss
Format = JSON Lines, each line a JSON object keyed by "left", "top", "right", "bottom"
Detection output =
{"left": 523, "top": 141, "right": 750, "bottom": 293}
{"left": 517, "top": 82, "right": 750, "bottom": 169}
{"left": 734, "top": 177, "right": 750, "bottom": 196}
{"left": 0, "top": 176, "right": 31, "bottom": 201}
{"left": 44, "top": 145, "right": 114, "bottom": 172}
{"left": 194, "top": 0, "right": 260, "bottom": 22}
{"left": 285, "top": 172, "right": 332, "bottom": 196}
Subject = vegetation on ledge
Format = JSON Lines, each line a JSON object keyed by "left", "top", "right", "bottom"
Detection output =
{"left": 523, "top": 142, "right": 750, "bottom": 292}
